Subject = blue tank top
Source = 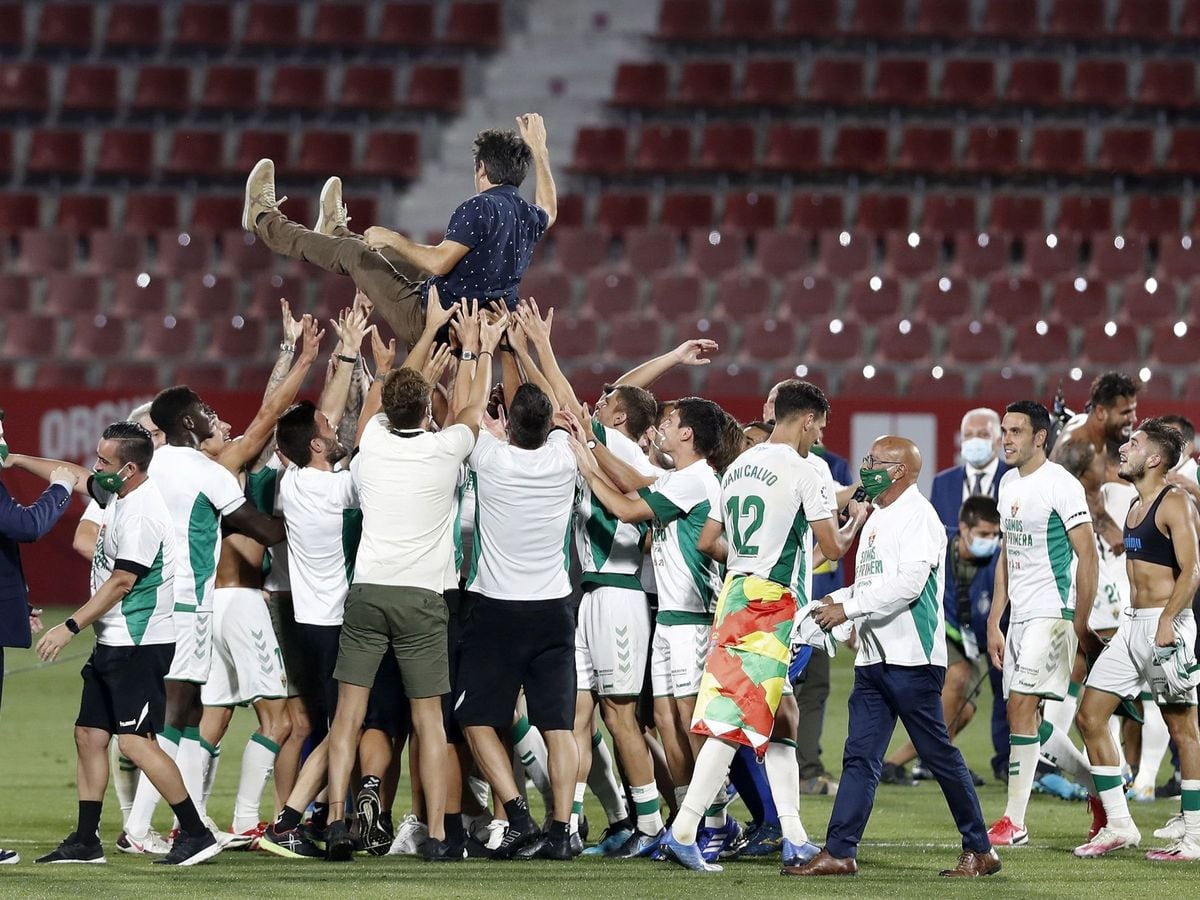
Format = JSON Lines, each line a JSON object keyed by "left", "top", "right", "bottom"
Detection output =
{"left": 1123, "top": 486, "right": 1179, "bottom": 572}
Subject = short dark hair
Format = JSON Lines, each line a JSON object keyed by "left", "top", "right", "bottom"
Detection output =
{"left": 675, "top": 397, "right": 726, "bottom": 460}
{"left": 960, "top": 495, "right": 1001, "bottom": 529}
{"left": 1056, "top": 438, "right": 1096, "bottom": 480}
{"left": 102, "top": 421, "right": 153, "bottom": 471}
{"left": 744, "top": 420, "right": 774, "bottom": 436}
{"left": 1005, "top": 400, "right": 1052, "bottom": 440}
{"left": 150, "top": 385, "right": 202, "bottom": 435}
{"left": 473, "top": 129, "right": 532, "bottom": 187}
{"left": 1139, "top": 417, "right": 1185, "bottom": 471}
{"left": 508, "top": 383, "right": 554, "bottom": 449}
{"left": 709, "top": 412, "right": 746, "bottom": 473}
{"left": 609, "top": 385, "right": 657, "bottom": 439}
{"left": 773, "top": 380, "right": 830, "bottom": 422}
{"left": 276, "top": 401, "right": 318, "bottom": 468}
{"left": 1158, "top": 414, "right": 1196, "bottom": 446}
{"left": 381, "top": 369, "right": 432, "bottom": 430}
{"left": 1089, "top": 371, "right": 1139, "bottom": 409}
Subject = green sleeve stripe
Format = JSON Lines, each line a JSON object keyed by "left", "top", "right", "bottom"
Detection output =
{"left": 638, "top": 487, "right": 685, "bottom": 523}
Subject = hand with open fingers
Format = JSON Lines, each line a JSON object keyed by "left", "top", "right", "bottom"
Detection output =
{"left": 674, "top": 338, "right": 718, "bottom": 365}
{"left": 371, "top": 325, "right": 397, "bottom": 373}
{"left": 482, "top": 407, "right": 507, "bottom": 441}
{"left": 297, "top": 314, "right": 324, "bottom": 364}
{"left": 507, "top": 318, "right": 530, "bottom": 355}
{"left": 479, "top": 309, "right": 509, "bottom": 354}
{"left": 521, "top": 297, "right": 553, "bottom": 345}
{"left": 352, "top": 289, "right": 374, "bottom": 320}
{"left": 425, "top": 283, "right": 456, "bottom": 332}
{"left": 36, "top": 623, "right": 73, "bottom": 662}
{"left": 515, "top": 113, "right": 548, "bottom": 153}
{"left": 280, "top": 298, "right": 302, "bottom": 346}
{"left": 452, "top": 298, "right": 482, "bottom": 351}
{"left": 423, "top": 343, "right": 454, "bottom": 384}
{"left": 332, "top": 305, "right": 369, "bottom": 356}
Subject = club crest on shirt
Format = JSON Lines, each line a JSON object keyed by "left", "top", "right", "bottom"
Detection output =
{"left": 1009, "top": 500, "right": 1020, "bottom": 517}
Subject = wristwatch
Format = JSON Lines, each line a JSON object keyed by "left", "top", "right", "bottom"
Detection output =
{"left": 65, "top": 617, "right": 80, "bottom": 635}
{"left": 460, "top": 350, "right": 478, "bottom": 362}
{"left": 587, "top": 440, "right": 597, "bottom": 450}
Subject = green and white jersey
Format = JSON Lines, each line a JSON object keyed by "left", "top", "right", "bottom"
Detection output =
{"left": 148, "top": 444, "right": 246, "bottom": 613}
{"left": 454, "top": 465, "right": 476, "bottom": 583}
{"left": 253, "top": 458, "right": 291, "bottom": 593}
{"left": 638, "top": 459, "right": 723, "bottom": 621}
{"left": 279, "top": 466, "right": 361, "bottom": 626}
{"left": 998, "top": 459, "right": 1091, "bottom": 623}
{"left": 91, "top": 479, "right": 176, "bottom": 647}
{"left": 576, "top": 422, "right": 656, "bottom": 592}
{"left": 710, "top": 442, "right": 832, "bottom": 602}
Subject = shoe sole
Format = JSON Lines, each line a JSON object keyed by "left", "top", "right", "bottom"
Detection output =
{"left": 1075, "top": 844, "right": 1139, "bottom": 858}
{"left": 172, "top": 841, "right": 223, "bottom": 868}
{"left": 38, "top": 857, "right": 107, "bottom": 864}
{"left": 315, "top": 177, "right": 341, "bottom": 235}
{"left": 326, "top": 840, "right": 355, "bottom": 862}
{"left": 259, "top": 837, "right": 319, "bottom": 861}
{"left": 355, "top": 791, "right": 390, "bottom": 857}
{"left": 242, "top": 159, "right": 273, "bottom": 232}
{"left": 0, "top": 857, "right": 17, "bottom": 865}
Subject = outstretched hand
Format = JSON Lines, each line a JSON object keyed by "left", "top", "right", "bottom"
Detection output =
{"left": 370, "top": 325, "right": 397, "bottom": 373}
{"left": 280, "top": 298, "right": 302, "bottom": 346}
{"left": 297, "top": 315, "right": 324, "bottom": 364}
{"left": 674, "top": 338, "right": 718, "bottom": 366}
{"left": 515, "top": 113, "right": 548, "bottom": 154}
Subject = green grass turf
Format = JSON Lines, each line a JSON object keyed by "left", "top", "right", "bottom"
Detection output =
{"left": 1, "top": 611, "right": 1196, "bottom": 898}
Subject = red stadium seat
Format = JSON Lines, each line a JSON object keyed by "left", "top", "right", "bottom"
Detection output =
{"left": 554, "top": 195, "right": 584, "bottom": 229}
{"left": 102, "top": 363, "right": 160, "bottom": 391}
{"left": 1058, "top": 196, "right": 1113, "bottom": 235}
{"left": 200, "top": 66, "right": 259, "bottom": 115}
{"left": 1150, "top": 319, "right": 1199, "bottom": 366}
{"left": 125, "top": 193, "right": 179, "bottom": 232}
{"left": 1126, "top": 196, "right": 1180, "bottom": 236}
{"left": 914, "top": 0, "right": 971, "bottom": 37}
{"left": 1073, "top": 60, "right": 1129, "bottom": 108}
{"left": 175, "top": 3, "right": 232, "bottom": 51}
{"left": 846, "top": 274, "right": 902, "bottom": 318}
{"left": 26, "top": 129, "right": 85, "bottom": 178}
{"left": 0, "top": 63, "right": 48, "bottom": 114}
{"left": 270, "top": 67, "right": 326, "bottom": 113}
{"left": 443, "top": 2, "right": 503, "bottom": 49}
{"left": 607, "top": 313, "right": 664, "bottom": 361}
{"left": 0, "top": 4, "right": 23, "bottom": 52}
{"left": 808, "top": 318, "right": 863, "bottom": 362}
{"left": 36, "top": 3, "right": 93, "bottom": 52}
{"left": 165, "top": 130, "right": 224, "bottom": 178}
{"left": 1139, "top": 61, "right": 1195, "bottom": 109}
{"left": 687, "top": 228, "right": 744, "bottom": 277}
{"left": 1028, "top": 127, "right": 1086, "bottom": 175}
{"left": 755, "top": 230, "right": 812, "bottom": 280}
{"left": 876, "top": 316, "right": 934, "bottom": 363}
{"left": 250, "top": 273, "right": 307, "bottom": 310}
{"left": 696, "top": 123, "right": 755, "bottom": 173}
{"left": 723, "top": 191, "right": 778, "bottom": 232}
{"left": 234, "top": 131, "right": 291, "bottom": 173}
{"left": 1117, "top": 274, "right": 1178, "bottom": 322}
{"left": 155, "top": 229, "right": 213, "bottom": 275}
{"left": 105, "top": 3, "right": 161, "bottom": 51}
{"left": 553, "top": 227, "right": 609, "bottom": 273}
{"left": 678, "top": 61, "right": 734, "bottom": 107}
{"left": 310, "top": 2, "right": 367, "bottom": 49}
{"left": 57, "top": 195, "right": 110, "bottom": 231}
{"left": 1090, "top": 234, "right": 1147, "bottom": 280}
{"left": 987, "top": 274, "right": 1043, "bottom": 312}
{"left": 940, "top": 59, "right": 996, "bottom": 108}
{"left": 808, "top": 59, "right": 864, "bottom": 105}
{"left": 661, "top": 193, "right": 715, "bottom": 231}
{"left": 2, "top": 315, "right": 59, "bottom": 358}
{"left": 1006, "top": 60, "right": 1063, "bottom": 107}
{"left": 583, "top": 268, "right": 640, "bottom": 317}
{"left": 779, "top": 0, "right": 839, "bottom": 38}
{"left": 923, "top": 194, "right": 977, "bottom": 234}
{"left": 1097, "top": 128, "right": 1155, "bottom": 175}
{"left": 977, "top": 369, "right": 1037, "bottom": 399}
{"left": 1051, "top": 275, "right": 1109, "bottom": 324}
{"left": 915, "top": 273, "right": 973, "bottom": 323}
{"left": 946, "top": 316, "right": 1006, "bottom": 364}
{"left": 885, "top": 231, "right": 939, "bottom": 278}
{"left": 611, "top": 63, "right": 669, "bottom": 109}
{"left": 761, "top": 125, "right": 822, "bottom": 174}
{"left": 596, "top": 192, "right": 650, "bottom": 232}
{"left": 44, "top": 274, "right": 101, "bottom": 316}
{"left": 86, "top": 231, "right": 145, "bottom": 274}
{"left": 377, "top": 3, "right": 436, "bottom": 47}
{"left": 718, "top": 0, "right": 775, "bottom": 39}
{"left": 172, "top": 363, "right": 227, "bottom": 391}
{"left": 0, "top": 132, "right": 10, "bottom": 178}
{"left": 295, "top": 131, "right": 354, "bottom": 177}
{"left": 703, "top": 366, "right": 766, "bottom": 397}
{"left": 360, "top": 132, "right": 421, "bottom": 181}
{"left": 548, "top": 312, "right": 599, "bottom": 360}
{"left": 67, "top": 314, "right": 127, "bottom": 359}
{"left": 340, "top": 66, "right": 395, "bottom": 113}
{"left": 1078, "top": 320, "right": 1139, "bottom": 367}
{"left": 205, "top": 317, "right": 266, "bottom": 360}
{"left": 1156, "top": 235, "right": 1200, "bottom": 282}
{"left": 634, "top": 126, "right": 693, "bottom": 174}
{"left": 739, "top": 316, "right": 797, "bottom": 362}
{"left": 873, "top": 59, "right": 930, "bottom": 107}
{"left": 848, "top": 0, "right": 905, "bottom": 36}
{"left": 982, "top": 0, "right": 1038, "bottom": 36}
{"left": 1047, "top": 0, "right": 1105, "bottom": 39}
{"left": 857, "top": 194, "right": 911, "bottom": 233}
{"left": 655, "top": 0, "right": 712, "bottom": 41}
{"left": 132, "top": 66, "right": 191, "bottom": 116}
{"left": 516, "top": 267, "right": 571, "bottom": 309}
{"left": 571, "top": 127, "right": 628, "bottom": 176}
{"left": 908, "top": 367, "right": 968, "bottom": 398}
{"left": 832, "top": 126, "right": 889, "bottom": 174}
{"left": 624, "top": 227, "right": 679, "bottom": 275}
{"left": 0, "top": 193, "right": 39, "bottom": 232}
{"left": 895, "top": 126, "right": 955, "bottom": 174}
{"left": 243, "top": 2, "right": 300, "bottom": 50}
{"left": 1022, "top": 232, "right": 1081, "bottom": 280}
{"left": 1114, "top": 0, "right": 1170, "bottom": 39}
{"left": 1011, "top": 315, "right": 1071, "bottom": 364}
{"left": 778, "top": 273, "right": 835, "bottom": 318}
{"left": 16, "top": 230, "right": 74, "bottom": 276}
{"left": 741, "top": 60, "right": 797, "bottom": 107}
{"left": 1165, "top": 129, "right": 1200, "bottom": 174}
{"left": 649, "top": 271, "right": 705, "bottom": 318}
{"left": 714, "top": 271, "right": 771, "bottom": 317}
{"left": 990, "top": 195, "right": 1044, "bottom": 233}
{"left": 62, "top": 65, "right": 119, "bottom": 115}
{"left": 789, "top": 192, "right": 844, "bottom": 231}
{"left": 218, "top": 231, "right": 272, "bottom": 278}
{"left": 963, "top": 125, "right": 1020, "bottom": 175}
{"left": 816, "top": 230, "right": 872, "bottom": 278}
{"left": 953, "top": 232, "right": 1009, "bottom": 278}
{"left": 33, "top": 362, "right": 92, "bottom": 388}
{"left": 96, "top": 129, "right": 155, "bottom": 179}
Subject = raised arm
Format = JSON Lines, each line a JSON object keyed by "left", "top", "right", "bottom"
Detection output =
{"left": 401, "top": 284, "right": 456, "bottom": 374}
{"left": 507, "top": 316, "right": 559, "bottom": 413}
{"left": 516, "top": 113, "right": 557, "bottom": 229}
{"left": 519, "top": 299, "right": 581, "bottom": 419}
{"left": 615, "top": 339, "right": 718, "bottom": 391}
{"left": 356, "top": 327, "right": 398, "bottom": 448}
{"left": 453, "top": 304, "right": 507, "bottom": 438}
{"left": 4, "top": 454, "right": 90, "bottom": 497}
{"left": 318, "top": 296, "right": 371, "bottom": 428}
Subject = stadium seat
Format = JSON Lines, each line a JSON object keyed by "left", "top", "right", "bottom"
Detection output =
{"left": 939, "top": 59, "right": 996, "bottom": 108}
{"left": 548, "top": 312, "right": 599, "bottom": 359}
{"left": 1006, "top": 60, "right": 1063, "bottom": 107}
{"left": 517, "top": 267, "right": 572, "bottom": 308}
{"left": 1165, "top": 129, "right": 1200, "bottom": 174}
{"left": 172, "top": 363, "right": 227, "bottom": 391}
{"left": 1022, "top": 232, "right": 1081, "bottom": 280}
{"left": 963, "top": 125, "right": 1020, "bottom": 174}
{"left": 376, "top": 3, "right": 436, "bottom": 47}
{"left": 848, "top": 0, "right": 906, "bottom": 36}
{"left": 102, "top": 363, "right": 160, "bottom": 391}
{"left": 1139, "top": 60, "right": 1194, "bottom": 109}
{"left": 310, "top": 2, "right": 367, "bottom": 49}
{"left": 26, "top": 129, "right": 85, "bottom": 178}
{"left": 1097, "top": 128, "right": 1155, "bottom": 175}
{"left": 908, "top": 367, "right": 967, "bottom": 398}
{"left": 0, "top": 63, "right": 48, "bottom": 115}
{"left": 607, "top": 313, "right": 664, "bottom": 361}
{"left": 132, "top": 66, "right": 191, "bottom": 116}
{"left": 0, "top": 132, "right": 10, "bottom": 178}
{"left": 359, "top": 131, "right": 421, "bottom": 181}
{"left": 16, "top": 230, "right": 74, "bottom": 276}
{"left": 174, "top": 3, "right": 232, "bottom": 51}
{"left": 788, "top": 192, "right": 844, "bottom": 231}
{"left": 1, "top": 315, "right": 59, "bottom": 358}
{"left": 986, "top": 274, "right": 1042, "bottom": 313}
{"left": 634, "top": 126, "right": 693, "bottom": 174}
{"left": 86, "top": 231, "right": 145, "bottom": 273}
{"left": 218, "top": 231, "right": 272, "bottom": 278}
{"left": 205, "top": 317, "right": 266, "bottom": 360}
{"left": 847, "top": 274, "right": 902, "bottom": 318}
{"left": 953, "top": 232, "right": 1009, "bottom": 278}
{"left": 714, "top": 271, "right": 771, "bottom": 318}
{"left": 596, "top": 192, "right": 650, "bottom": 232}
{"left": 977, "top": 369, "right": 1037, "bottom": 399}
{"left": 876, "top": 316, "right": 934, "bottom": 363}
{"left": 857, "top": 194, "right": 911, "bottom": 233}
{"left": 661, "top": 193, "right": 714, "bottom": 231}
{"left": 807, "top": 59, "right": 864, "bottom": 105}
{"left": 678, "top": 61, "right": 734, "bottom": 107}
{"left": 57, "top": 195, "right": 110, "bottom": 231}
{"left": 649, "top": 271, "right": 705, "bottom": 318}
{"left": 1149, "top": 319, "right": 1198, "bottom": 366}
{"left": 696, "top": 123, "right": 755, "bottom": 173}
{"left": 200, "top": 66, "right": 259, "bottom": 115}
{"left": 1118, "top": 274, "right": 1178, "bottom": 321}
{"left": 155, "top": 229, "right": 213, "bottom": 276}
{"left": 611, "top": 63, "right": 670, "bottom": 109}
{"left": 755, "top": 230, "right": 812, "bottom": 280}
{"left": 1057, "top": 196, "right": 1113, "bottom": 235}
{"left": 96, "top": 129, "right": 156, "bottom": 179}
{"left": 832, "top": 126, "right": 889, "bottom": 173}
{"left": 270, "top": 67, "right": 327, "bottom": 113}
{"left": 250, "top": 273, "right": 307, "bottom": 310}
{"left": 1047, "top": 0, "right": 1105, "bottom": 39}
{"left": 778, "top": 273, "right": 835, "bottom": 318}
{"left": 1114, "top": 0, "right": 1170, "bottom": 39}
{"left": 234, "top": 130, "right": 291, "bottom": 173}
{"left": 341, "top": 66, "right": 396, "bottom": 113}
{"left": 808, "top": 318, "right": 863, "bottom": 362}
{"left": 67, "top": 314, "right": 127, "bottom": 359}
{"left": 583, "top": 268, "right": 640, "bottom": 316}
{"left": 0, "top": 193, "right": 39, "bottom": 232}
{"left": 990, "top": 195, "right": 1044, "bottom": 233}
{"left": 894, "top": 126, "right": 955, "bottom": 174}
{"left": 1078, "top": 319, "right": 1139, "bottom": 367}
{"left": 718, "top": 0, "right": 775, "bottom": 39}
{"left": 1157, "top": 235, "right": 1200, "bottom": 282}
{"left": 1051, "top": 275, "right": 1109, "bottom": 324}
{"left": 915, "top": 273, "right": 973, "bottom": 323}
{"left": 0, "top": 4, "right": 23, "bottom": 52}
{"left": 914, "top": 0, "right": 971, "bottom": 37}
{"left": 105, "top": 3, "right": 161, "bottom": 52}
{"left": 923, "top": 193, "right": 977, "bottom": 234}
{"left": 295, "top": 131, "right": 355, "bottom": 177}
{"left": 34, "top": 362, "right": 92, "bottom": 388}
{"left": 885, "top": 231, "right": 939, "bottom": 278}
{"left": 688, "top": 228, "right": 744, "bottom": 277}
{"left": 1180, "top": 0, "right": 1200, "bottom": 38}
{"left": 740, "top": 60, "right": 797, "bottom": 106}
{"left": 1090, "top": 234, "right": 1147, "bottom": 280}
{"left": 740, "top": 316, "right": 797, "bottom": 362}
{"left": 1028, "top": 127, "right": 1087, "bottom": 175}
{"left": 816, "top": 230, "right": 872, "bottom": 278}
{"left": 723, "top": 191, "right": 778, "bottom": 232}
{"left": 62, "top": 65, "right": 119, "bottom": 115}
{"left": 779, "top": 0, "right": 839, "bottom": 38}
{"left": 553, "top": 227, "right": 609, "bottom": 273}
{"left": 873, "top": 59, "right": 930, "bottom": 107}
{"left": 1073, "top": 60, "right": 1129, "bottom": 108}
{"left": 125, "top": 193, "right": 179, "bottom": 232}
{"left": 703, "top": 366, "right": 766, "bottom": 397}
{"left": 243, "top": 2, "right": 300, "bottom": 50}
{"left": 761, "top": 125, "right": 822, "bottom": 174}
{"left": 165, "top": 130, "right": 224, "bottom": 178}
{"left": 443, "top": 2, "right": 503, "bottom": 49}
{"left": 946, "top": 316, "right": 1006, "bottom": 363}
{"left": 44, "top": 274, "right": 101, "bottom": 316}
{"left": 36, "top": 3, "right": 93, "bottom": 52}
{"left": 554, "top": 195, "right": 584, "bottom": 229}
{"left": 655, "top": 0, "right": 713, "bottom": 41}
{"left": 624, "top": 227, "right": 679, "bottom": 275}
{"left": 1126, "top": 196, "right": 1181, "bottom": 236}
{"left": 0, "top": 276, "right": 32, "bottom": 315}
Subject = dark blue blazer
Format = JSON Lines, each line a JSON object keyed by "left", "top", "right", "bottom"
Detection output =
{"left": 0, "top": 478, "right": 71, "bottom": 648}
{"left": 930, "top": 461, "right": 1010, "bottom": 539}
{"left": 942, "top": 540, "right": 1000, "bottom": 651}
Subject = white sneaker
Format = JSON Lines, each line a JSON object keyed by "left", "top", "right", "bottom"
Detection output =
{"left": 118, "top": 829, "right": 171, "bottom": 855}
{"left": 1155, "top": 814, "right": 1186, "bottom": 841}
{"left": 1074, "top": 824, "right": 1141, "bottom": 857}
{"left": 1147, "top": 835, "right": 1200, "bottom": 862}
{"left": 386, "top": 813, "right": 428, "bottom": 856}
{"left": 1129, "top": 784, "right": 1156, "bottom": 803}
{"left": 315, "top": 176, "right": 350, "bottom": 236}
{"left": 476, "top": 817, "right": 508, "bottom": 851}
{"left": 242, "top": 158, "right": 287, "bottom": 233}
{"left": 202, "top": 816, "right": 243, "bottom": 849}
{"left": 0, "top": 848, "right": 18, "bottom": 864}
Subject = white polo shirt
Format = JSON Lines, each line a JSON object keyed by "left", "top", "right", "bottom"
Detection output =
{"left": 279, "top": 466, "right": 361, "bottom": 625}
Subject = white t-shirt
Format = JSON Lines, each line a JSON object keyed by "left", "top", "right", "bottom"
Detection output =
{"left": 81, "top": 499, "right": 103, "bottom": 526}
{"left": 466, "top": 429, "right": 578, "bottom": 600}
{"left": 639, "top": 458, "right": 723, "bottom": 618}
{"left": 279, "top": 466, "right": 361, "bottom": 625}
{"left": 352, "top": 415, "right": 473, "bottom": 592}
{"left": 998, "top": 459, "right": 1092, "bottom": 623}
{"left": 90, "top": 480, "right": 177, "bottom": 647}
{"left": 828, "top": 484, "right": 948, "bottom": 667}
{"left": 256, "top": 457, "right": 291, "bottom": 593}
{"left": 712, "top": 442, "right": 832, "bottom": 601}
{"left": 576, "top": 422, "right": 657, "bottom": 592}
{"left": 148, "top": 444, "right": 246, "bottom": 611}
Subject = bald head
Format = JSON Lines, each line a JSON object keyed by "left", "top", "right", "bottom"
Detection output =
{"left": 871, "top": 436, "right": 922, "bottom": 478}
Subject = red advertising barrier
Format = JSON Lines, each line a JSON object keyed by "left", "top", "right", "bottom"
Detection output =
{"left": 2, "top": 387, "right": 1191, "bottom": 607}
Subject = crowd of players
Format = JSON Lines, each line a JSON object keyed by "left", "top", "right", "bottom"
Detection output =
{"left": 4, "top": 117, "right": 1200, "bottom": 875}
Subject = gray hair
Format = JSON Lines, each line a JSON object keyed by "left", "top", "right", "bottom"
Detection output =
{"left": 127, "top": 401, "right": 154, "bottom": 423}
{"left": 960, "top": 407, "right": 1001, "bottom": 439}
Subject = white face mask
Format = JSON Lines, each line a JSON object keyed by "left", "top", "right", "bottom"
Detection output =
{"left": 968, "top": 535, "right": 1001, "bottom": 558}
{"left": 961, "top": 437, "right": 994, "bottom": 468}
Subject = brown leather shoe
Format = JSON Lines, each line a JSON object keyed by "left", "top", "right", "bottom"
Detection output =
{"left": 781, "top": 848, "right": 858, "bottom": 876}
{"left": 939, "top": 848, "right": 1002, "bottom": 877}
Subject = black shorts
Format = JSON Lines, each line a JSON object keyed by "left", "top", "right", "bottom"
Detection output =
{"left": 443, "top": 589, "right": 464, "bottom": 743}
{"left": 296, "top": 623, "right": 341, "bottom": 728}
{"left": 363, "top": 650, "right": 411, "bottom": 740}
{"left": 455, "top": 594, "right": 576, "bottom": 732}
{"left": 77, "top": 643, "right": 173, "bottom": 736}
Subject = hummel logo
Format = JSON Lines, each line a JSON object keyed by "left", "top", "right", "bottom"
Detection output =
{"left": 119, "top": 719, "right": 136, "bottom": 727}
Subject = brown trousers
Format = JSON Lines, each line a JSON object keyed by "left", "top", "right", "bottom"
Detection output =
{"left": 257, "top": 210, "right": 426, "bottom": 348}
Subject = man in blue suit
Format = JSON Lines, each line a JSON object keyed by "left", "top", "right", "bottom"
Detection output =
{"left": 0, "top": 411, "right": 77, "bottom": 865}
{"left": 928, "top": 407, "right": 1010, "bottom": 782}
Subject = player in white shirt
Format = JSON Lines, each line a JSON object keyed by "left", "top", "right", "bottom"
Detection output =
{"left": 32, "top": 422, "right": 222, "bottom": 867}
{"left": 985, "top": 401, "right": 1103, "bottom": 848}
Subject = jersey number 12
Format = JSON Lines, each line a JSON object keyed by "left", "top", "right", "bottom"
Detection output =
{"left": 725, "top": 495, "right": 764, "bottom": 556}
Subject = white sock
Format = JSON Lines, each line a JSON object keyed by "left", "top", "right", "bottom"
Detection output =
{"left": 1039, "top": 721, "right": 1095, "bottom": 794}
{"left": 1004, "top": 735, "right": 1040, "bottom": 827}
{"left": 109, "top": 741, "right": 138, "bottom": 826}
{"left": 1135, "top": 702, "right": 1171, "bottom": 793}
{"left": 1181, "top": 780, "right": 1200, "bottom": 838}
{"left": 1108, "top": 715, "right": 1129, "bottom": 778}
{"left": 569, "top": 782, "right": 586, "bottom": 834}
{"left": 200, "top": 739, "right": 220, "bottom": 812}
{"left": 234, "top": 732, "right": 280, "bottom": 832}
{"left": 176, "top": 730, "right": 208, "bottom": 812}
{"left": 512, "top": 716, "right": 553, "bottom": 806}
{"left": 468, "top": 775, "right": 491, "bottom": 812}
{"left": 1042, "top": 692, "right": 1078, "bottom": 733}
{"left": 1092, "top": 765, "right": 1132, "bottom": 829}
{"left": 764, "top": 740, "right": 808, "bottom": 845}
{"left": 587, "top": 731, "right": 628, "bottom": 825}
{"left": 672, "top": 740, "right": 737, "bottom": 845}
{"left": 630, "top": 782, "right": 664, "bottom": 835}
{"left": 126, "top": 728, "right": 180, "bottom": 835}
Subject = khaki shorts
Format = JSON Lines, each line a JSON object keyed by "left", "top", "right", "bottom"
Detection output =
{"left": 334, "top": 583, "right": 449, "bottom": 699}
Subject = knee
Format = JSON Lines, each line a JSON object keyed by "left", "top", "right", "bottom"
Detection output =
{"left": 116, "top": 732, "right": 151, "bottom": 762}
{"left": 262, "top": 713, "right": 292, "bottom": 747}
{"left": 74, "top": 726, "right": 109, "bottom": 755}
{"left": 1074, "top": 707, "right": 1104, "bottom": 739}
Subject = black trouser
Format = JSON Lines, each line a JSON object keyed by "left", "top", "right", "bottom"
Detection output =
{"left": 795, "top": 648, "right": 831, "bottom": 779}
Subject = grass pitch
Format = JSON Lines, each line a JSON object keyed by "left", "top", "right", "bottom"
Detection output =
{"left": 2, "top": 612, "right": 1195, "bottom": 898}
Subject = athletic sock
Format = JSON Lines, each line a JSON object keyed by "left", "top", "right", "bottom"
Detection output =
{"left": 170, "top": 796, "right": 207, "bottom": 838}
{"left": 502, "top": 795, "right": 535, "bottom": 832}
{"left": 1038, "top": 720, "right": 1096, "bottom": 794}
{"left": 468, "top": 775, "right": 491, "bottom": 811}
{"left": 444, "top": 813, "right": 467, "bottom": 846}
{"left": 1182, "top": 780, "right": 1200, "bottom": 839}
{"left": 1042, "top": 688, "right": 1080, "bottom": 733}
{"left": 630, "top": 782, "right": 664, "bottom": 835}
{"left": 311, "top": 802, "right": 329, "bottom": 831}
{"left": 199, "top": 738, "right": 220, "bottom": 813}
{"left": 1004, "top": 734, "right": 1040, "bottom": 827}
{"left": 587, "top": 731, "right": 628, "bottom": 825}
{"left": 176, "top": 727, "right": 207, "bottom": 810}
{"left": 233, "top": 732, "right": 280, "bottom": 832}
{"left": 512, "top": 716, "right": 553, "bottom": 807}
{"left": 125, "top": 726, "right": 180, "bottom": 837}
{"left": 275, "top": 805, "right": 303, "bottom": 831}
{"left": 764, "top": 739, "right": 808, "bottom": 845}
{"left": 109, "top": 741, "right": 138, "bottom": 825}
{"left": 1134, "top": 701, "right": 1171, "bottom": 794}
{"left": 569, "top": 782, "right": 586, "bottom": 834}
{"left": 728, "top": 745, "right": 771, "bottom": 826}
{"left": 1092, "top": 765, "right": 1132, "bottom": 829}
{"left": 703, "top": 780, "right": 731, "bottom": 829}
{"left": 76, "top": 800, "right": 103, "bottom": 846}
{"left": 672, "top": 740, "right": 737, "bottom": 845}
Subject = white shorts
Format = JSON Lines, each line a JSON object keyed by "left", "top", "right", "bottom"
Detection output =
{"left": 575, "top": 585, "right": 651, "bottom": 697}
{"left": 1088, "top": 552, "right": 1129, "bottom": 633}
{"left": 201, "top": 587, "right": 288, "bottom": 706}
{"left": 650, "top": 621, "right": 710, "bottom": 699}
{"left": 165, "top": 605, "right": 212, "bottom": 684}
{"left": 1003, "top": 617, "right": 1077, "bottom": 700}
{"left": 1086, "top": 608, "right": 1198, "bottom": 706}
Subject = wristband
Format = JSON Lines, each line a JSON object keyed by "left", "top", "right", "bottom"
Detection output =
{"left": 336, "top": 353, "right": 358, "bottom": 364}
{"left": 279, "top": 342, "right": 295, "bottom": 353}
{"left": 65, "top": 617, "right": 81, "bottom": 635}
{"left": 479, "top": 351, "right": 493, "bottom": 359}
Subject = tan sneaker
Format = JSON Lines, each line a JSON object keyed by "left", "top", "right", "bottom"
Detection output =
{"left": 242, "top": 158, "right": 287, "bottom": 233}
{"left": 315, "top": 176, "right": 350, "bottom": 235}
